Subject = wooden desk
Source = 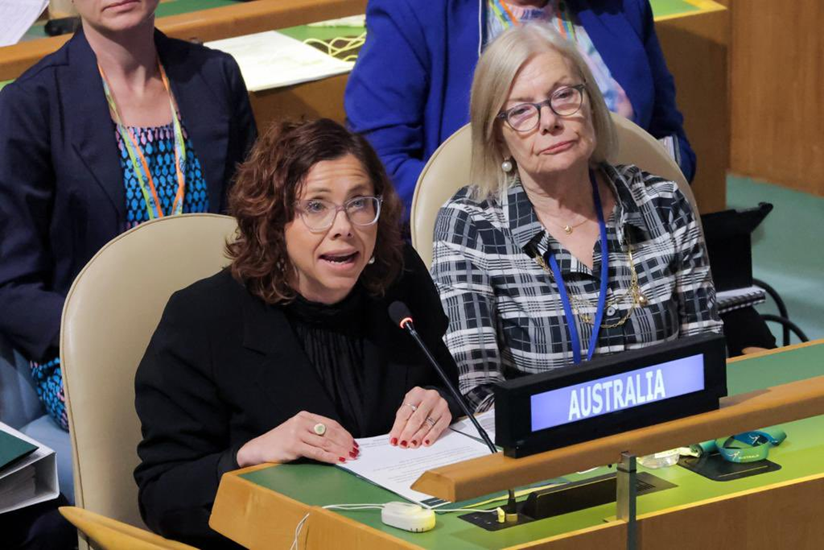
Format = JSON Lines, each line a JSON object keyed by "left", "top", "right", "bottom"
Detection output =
{"left": 210, "top": 341, "right": 824, "bottom": 549}
{"left": 654, "top": 0, "right": 729, "bottom": 213}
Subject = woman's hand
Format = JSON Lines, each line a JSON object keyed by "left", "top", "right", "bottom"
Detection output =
{"left": 236, "top": 411, "right": 358, "bottom": 467}
{"left": 389, "top": 387, "right": 452, "bottom": 449}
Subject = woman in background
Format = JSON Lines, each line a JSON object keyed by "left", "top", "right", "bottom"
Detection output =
{"left": 346, "top": 0, "right": 694, "bottom": 218}
{"left": 431, "top": 23, "right": 721, "bottom": 411}
{"left": 0, "top": 0, "right": 256, "bottom": 432}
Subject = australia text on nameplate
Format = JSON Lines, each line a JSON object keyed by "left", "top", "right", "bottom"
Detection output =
{"left": 530, "top": 355, "right": 706, "bottom": 431}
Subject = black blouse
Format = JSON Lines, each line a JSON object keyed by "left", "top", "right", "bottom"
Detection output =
{"left": 284, "top": 288, "right": 372, "bottom": 437}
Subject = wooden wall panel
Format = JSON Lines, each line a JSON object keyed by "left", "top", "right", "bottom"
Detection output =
{"left": 250, "top": 74, "right": 349, "bottom": 129}
{"left": 728, "top": 0, "right": 824, "bottom": 197}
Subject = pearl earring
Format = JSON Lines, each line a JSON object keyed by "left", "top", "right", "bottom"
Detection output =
{"left": 368, "top": 256, "right": 376, "bottom": 265}
{"left": 501, "top": 158, "right": 514, "bottom": 173}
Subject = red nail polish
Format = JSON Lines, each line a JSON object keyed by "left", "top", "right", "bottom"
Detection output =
{"left": 349, "top": 451, "right": 357, "bottom": 458}
{"left": 339, "top": 457, "right": 346, "bottom": 462}
{"left": 400, "top": 440, "right": 408, "bottom": 447}
{"left": 390, "top": 438, "right": 398, "bottom": 446}
{"left": 412, "top": 440, "right": 418, "bottom": 446}
{"left": 354, "top": 441, "right": 360, "bottom": 448}
{"left": 424, "top": 439, "right": 430, "bottom": 445}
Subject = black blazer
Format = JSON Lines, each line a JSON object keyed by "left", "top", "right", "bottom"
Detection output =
{"left": 134, "top": 245, "right": 460, "bottom": 548}
{"left": 0, "top": 27, "right": 257, "bottom": 361}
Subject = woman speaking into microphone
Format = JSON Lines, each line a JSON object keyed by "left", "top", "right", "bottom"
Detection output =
{"left": 134, "top": 119, "right": 459, "bottom": 548}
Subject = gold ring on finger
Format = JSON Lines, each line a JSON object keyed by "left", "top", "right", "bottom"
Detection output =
{"left": 404, "top": 403, "right": 418, "bottom": 412}
{"left": 426, "top": 417, "right": 437, "bottom": 427}
{"left": 313, "top": 422, "right": 327, "bottom": 436}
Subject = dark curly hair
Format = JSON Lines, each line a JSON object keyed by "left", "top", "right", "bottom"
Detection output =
{"left": 226, "top": 118, "right": 404, "bottom": 304}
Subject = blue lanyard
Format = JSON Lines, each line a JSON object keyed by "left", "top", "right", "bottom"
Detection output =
{"left": 545, "top": 169, "right": 609, "bottom": 364}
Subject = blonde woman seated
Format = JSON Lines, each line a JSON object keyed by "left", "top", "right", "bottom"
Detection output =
{"left": 431, "top": 23, "right": 723, "bottom": 413}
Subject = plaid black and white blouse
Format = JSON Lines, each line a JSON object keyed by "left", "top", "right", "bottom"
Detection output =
{"left": 432, "top": 164, "right": 723, "bottom": 412}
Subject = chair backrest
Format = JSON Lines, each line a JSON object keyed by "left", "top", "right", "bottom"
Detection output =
{"left": 59, "top": 506, "right": 197, "bottom": 550}
{"left": 410, "top": 112, "right": 698, "bottom": 269}
{"left": 60, "top": 214, "right": 238, "bottom": 540}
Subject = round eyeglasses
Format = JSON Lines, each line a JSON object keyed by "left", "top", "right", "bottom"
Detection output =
{"left": 295, "top": 195, "right": 383, "bottom": 232}
{"left": 497, "top": 84, "right": 587, "bottom": 133}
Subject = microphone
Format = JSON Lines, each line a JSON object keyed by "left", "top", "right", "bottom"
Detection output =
{"left": 388, "top": 301, "right": 497, "bottom": 454}
{"left": 389, "top": 301, "right": 519, "bottom": 519}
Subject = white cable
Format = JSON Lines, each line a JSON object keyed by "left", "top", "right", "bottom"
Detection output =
{"left": 289, "top": 502, "right": 500, "bottom": 548}
{"left": 289, "top": 512, "right": 311, "bottom": 550}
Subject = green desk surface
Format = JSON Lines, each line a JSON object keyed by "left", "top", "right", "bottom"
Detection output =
{"left": 650, "top": 0, "right": 701, "bottom": 18}
{"left": 240, "top": 344, "right": 824, "bottom": 549}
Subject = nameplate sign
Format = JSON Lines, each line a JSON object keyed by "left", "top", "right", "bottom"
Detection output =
{"left": 494, "top": 334, "right": 727, "bottom": 458}
{"left": 531, "top": 354, "right": 705, "bottom": 431}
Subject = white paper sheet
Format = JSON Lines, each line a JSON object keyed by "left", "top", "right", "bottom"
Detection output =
{"left": 205, "top": 31, "right": 354, "bottom": 92}
{"left": 337, "top": 430, "right": 491, "bottom": 507}
{"left": 0, "top": 422, "right": 58, "bottom": 514}
{"left": 0, "top": 0, "right": 48, "bottom": 47}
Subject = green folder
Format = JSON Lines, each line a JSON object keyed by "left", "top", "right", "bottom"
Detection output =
{"left": 0, "top": 430, "right": 37, "bottom": 472}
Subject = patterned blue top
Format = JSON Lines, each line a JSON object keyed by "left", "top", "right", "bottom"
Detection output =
{"left": 31, "top": 120, "right": 210, "bottom": 431}
{"left": 117, "top": 120, "right": 209, "bottom": 230}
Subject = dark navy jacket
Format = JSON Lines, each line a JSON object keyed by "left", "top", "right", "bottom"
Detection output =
{"left": 0, "top": 28, "right": 257, "bottom": 361}
{"left": 345, "top": 0, "right": 695, "bottom": 213}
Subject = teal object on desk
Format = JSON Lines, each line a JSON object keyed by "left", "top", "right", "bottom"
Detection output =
{"left": 697, "top": 427, "right": 788, "bottom": 463}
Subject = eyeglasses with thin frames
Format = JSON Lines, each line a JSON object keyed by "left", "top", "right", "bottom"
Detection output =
{"left": 295, "top": 195, "right": 383, "bottom": 232}
{"left": 497, "top": 83, "right": 587, "bottom": 133}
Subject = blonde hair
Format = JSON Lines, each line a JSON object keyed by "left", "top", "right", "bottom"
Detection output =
{"left": 469, "top": 22, "right": 617, "bottom": 199}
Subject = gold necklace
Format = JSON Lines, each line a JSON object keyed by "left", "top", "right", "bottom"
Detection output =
{"left": 557, "top": 217, "right": 588, "bottom": 235}
{"left": 532, "top": 241, "right": 648, "bottom": 328}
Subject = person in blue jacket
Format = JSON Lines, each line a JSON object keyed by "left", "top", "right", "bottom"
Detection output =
{"left": 345, "top": 0, "right": 695, "bottom": 217}
{"left": 0, "top": 0, "right": 256, "bottom": 435}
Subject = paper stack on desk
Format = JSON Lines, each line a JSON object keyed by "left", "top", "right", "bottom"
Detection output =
{"left": 206, "top": 31, "right": 354, "bottom": 92}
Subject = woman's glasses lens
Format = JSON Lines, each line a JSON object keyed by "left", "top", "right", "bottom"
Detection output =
{"left": 299, "top": 196, "right": 382, "bottom": 231}
{"left": 505, "top": 85, "right": 584, "bottom": 132}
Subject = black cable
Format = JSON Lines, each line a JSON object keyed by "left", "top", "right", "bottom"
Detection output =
{"left": 753, "top": 278, "right": 791, "bottom": 346}
{"left": 761, "top": 314, "right": 810, "bottom": 344}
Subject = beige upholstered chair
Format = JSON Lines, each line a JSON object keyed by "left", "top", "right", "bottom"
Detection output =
{"left": 60, "top": 214, "right": 238, "bottom": 549}
{"left": 410, "top": 112, "right": 698, "bottom": 269}
{"left": 59, "top": 507, "right": 198, "bottom": 550}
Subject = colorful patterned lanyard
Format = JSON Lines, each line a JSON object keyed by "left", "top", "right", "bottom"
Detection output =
{"left": 554, "top": 1, "right": 577, "bottom": 42}
{"left": 490, "top": 0, "right": 519, "bottom": 27}
{"left": 489, "top": 0, "right": 577, "bottom": 42}
{"left": 98, "top": 60, "right": 187, "bottom": 220}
